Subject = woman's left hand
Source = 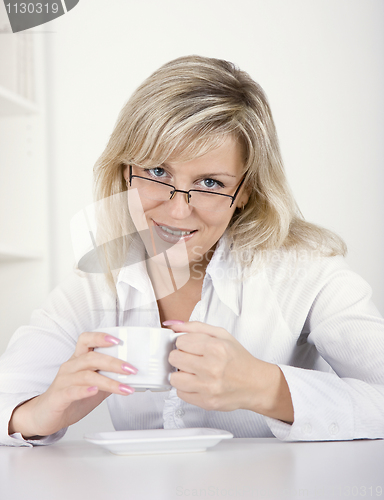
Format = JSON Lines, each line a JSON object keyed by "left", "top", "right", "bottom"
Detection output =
{"left": 167, "top": 321, "right": 293, "bottom": 422}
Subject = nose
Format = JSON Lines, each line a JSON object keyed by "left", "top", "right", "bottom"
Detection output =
{"left": 166, "top": 190, "right": 192, "bottom": 218}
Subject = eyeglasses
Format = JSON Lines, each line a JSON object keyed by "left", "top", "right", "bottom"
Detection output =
{"left": 128, "top": 165, "right": 245, "bottom": 212}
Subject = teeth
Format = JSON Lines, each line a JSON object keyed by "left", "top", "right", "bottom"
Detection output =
{"left": 159, "top": 225, "right": 194, "bottom": 236}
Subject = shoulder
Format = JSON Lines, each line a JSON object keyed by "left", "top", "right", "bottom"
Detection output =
{"left": 28, "top": 270, "right": 116, "bottom": 337}
{"left": 257, "top": 248, "right": 351, "bottom": 286}
{"left": 211, "top": 235, "right": 373, "bottom": 300}
{"left": 252, "top": 248, "right": 381, "bottom": 319}
{"left": 232, "top": 244, "right": 374, "bottom": 306}
{"left": 45, "top": 270, "right": 113, "bottom": 308}
{"left": 224, "top": 240, "right": 350, "bottom": 283}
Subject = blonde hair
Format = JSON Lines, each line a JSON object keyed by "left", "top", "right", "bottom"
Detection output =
{"left": 93, "top": 55, "right": 346, "bottom": 292}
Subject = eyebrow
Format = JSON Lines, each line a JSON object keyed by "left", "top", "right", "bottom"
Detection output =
{"left": 161, "top": 163, "right": 237, "bottom": 178}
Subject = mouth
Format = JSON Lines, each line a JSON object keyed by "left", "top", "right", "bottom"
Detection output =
{"left": 152, "top": 220, "right": 197, "bottom": 243}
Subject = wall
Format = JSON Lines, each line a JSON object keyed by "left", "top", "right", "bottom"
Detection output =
{"left": 48, "top": 0, "right": 384, "bottom": 308}
{"left": 3, "top": 0, "right": 384, "bottom": 438}
{"left": 0, "top": 28, "right": 50, "bottom": 355}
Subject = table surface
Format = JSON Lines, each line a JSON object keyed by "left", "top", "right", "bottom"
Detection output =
{"left": 1, "top": 437, "right": 383, "bottom": 500}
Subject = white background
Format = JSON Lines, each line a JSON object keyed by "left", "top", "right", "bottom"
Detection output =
{"left": 47, "top": 0, "right": 384, "bottom": 308}
{"left": 3, "top": 0, "right": 384, "bottom": 438}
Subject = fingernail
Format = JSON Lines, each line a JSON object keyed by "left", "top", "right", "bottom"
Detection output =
{"left": 87, "top": 386, "right": 98, "bottom": 392}
{"left": 104, "top": 335, "right": 121, "bottom": 345}
{"left": 122, "top": 363, "right": 138, "bottom": 374}
{"left": 162, "top": 320, "right": 184, "bottom": 326}
{"left": 119, "top": 384, "right": 135, "bottom": 395}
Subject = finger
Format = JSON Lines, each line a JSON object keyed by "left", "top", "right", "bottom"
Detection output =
{"left": 174, "top": 333, "right": 215, "bottom": 355}
{"left": 175, "top": 389, "right": 203, "bottom": 408}
{"left": 74, "top": 331, "right": 121, "bottom": 357}
{"left": 175, "top": 390, "right": 227, "bottom": 412}
{"left": 54, "top": 384, "right": 125, "bottom": 408}
{"left": 169, "top": 370, "right": 199, "bottom": 393}
{"left": 60, "top": 384, "right": 102, "bottom": 404}
{"left": 168, "top": 348, "right": 203, "bottom": 373}
{"left": 63, "top": 350, "right": 138, "bottom": 377}
{"left": 59, "top": 371, "right": 135, "bottom": 398}
{"left": 165, "top": 321, "right": 231, "bottom": 340}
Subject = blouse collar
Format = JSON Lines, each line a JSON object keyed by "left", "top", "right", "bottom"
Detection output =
{"left": 116, "top": 232, "right": 241, "bottom": 316}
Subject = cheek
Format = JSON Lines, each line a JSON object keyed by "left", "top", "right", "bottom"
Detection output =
{"left": 203, "top": 211, "right": 235, "bottom": 232}
{"left": 127, "top": 189, "right": 158, "bottom": 231}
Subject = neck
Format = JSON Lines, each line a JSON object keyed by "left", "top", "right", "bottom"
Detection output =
{"left": 146, "top": 247, "right": 215, "bottom": 300}
{"left": 146, "top": 257, "right": 190, "bottom": 300}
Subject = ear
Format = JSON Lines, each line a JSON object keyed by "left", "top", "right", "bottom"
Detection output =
{"left": 123, "top": 164, "right": 130, "bottom": 183}
{"left": 236, "top": 184, "right": 251, "bottom": 209}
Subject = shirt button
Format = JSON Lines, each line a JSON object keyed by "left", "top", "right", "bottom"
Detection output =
{"left": 329, "top": 423, "right": 339, "bottom": 436}
{"left": 175, "top": 409, "right": 185, "bottom": 418}
{"left": 301, "top": 423, "right": 312, "bottom": 435}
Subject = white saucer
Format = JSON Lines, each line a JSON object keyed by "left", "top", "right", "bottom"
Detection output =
{"left": 84, "top": 428, "right": 233, "bottom": 456}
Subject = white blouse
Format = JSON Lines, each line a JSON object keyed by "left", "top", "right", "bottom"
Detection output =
{"left": 1, "top": 235, "right": 384, "bottom": 446}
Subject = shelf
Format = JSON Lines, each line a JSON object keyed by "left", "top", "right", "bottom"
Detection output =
{"left": 0, "top": 245, "right": 44, "bottom": 262}
{"left": 0, "top": 85, "right": 39, "bottom": 116}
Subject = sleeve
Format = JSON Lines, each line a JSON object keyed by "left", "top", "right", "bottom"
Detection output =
{"left": 264, "top": 257, "right": 384, "bottom": 441}
{"left": 0, "top": 272, "right": 115, "bottom": 447}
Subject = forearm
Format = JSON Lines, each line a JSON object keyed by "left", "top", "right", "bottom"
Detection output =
{"left": 246, "top": 361, "right": 294, "bottom": 424}
{"left": 266, "top": 364, "right": 384, "bottom": 441}
{"left": 8, "top": 396, "right": 43, "bottom": 439}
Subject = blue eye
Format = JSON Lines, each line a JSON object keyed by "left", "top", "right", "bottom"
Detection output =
{"left": 200, "top": 178, "right": 225, "bottom": 190}
{"left": 143, "top": 168, "right": 166, "bottom": 178}
{"left": 152, "top": 168, "right": 165, "bottom": 177}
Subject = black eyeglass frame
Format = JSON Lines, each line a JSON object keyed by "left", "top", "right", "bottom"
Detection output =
{"left": 128, "top": 165, "right": 245, "bottom": 209}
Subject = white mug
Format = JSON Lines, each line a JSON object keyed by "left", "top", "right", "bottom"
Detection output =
{"left": 94, "top": 326, "right": 186, "bottom": 391}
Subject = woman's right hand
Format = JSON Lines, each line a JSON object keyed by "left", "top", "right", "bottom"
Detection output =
{"left": 8, "top": 331, "right": 138, "bottom": 439}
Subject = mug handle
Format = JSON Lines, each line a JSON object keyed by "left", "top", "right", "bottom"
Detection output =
{"left": 169, "top": 331, "right": 188, "bottom": 344}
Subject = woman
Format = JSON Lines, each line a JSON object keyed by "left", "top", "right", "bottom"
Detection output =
{"left": 1, "top": 55, "right": 383, "bottom": 446}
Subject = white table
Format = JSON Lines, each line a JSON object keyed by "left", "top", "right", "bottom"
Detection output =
{"left": 1, "top": 438, "right": 383, "bottom": 500}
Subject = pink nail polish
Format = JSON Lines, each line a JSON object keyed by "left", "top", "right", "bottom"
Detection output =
{"left": 122, "top": 363, "right": 138, "bottom": 374}
{"left": 104, "top": 335, "right": 121, "bottom": 345}
{"left": 119, "top": 384, "right": 135, "bottom": 394}
{"left": 162, "top": 320, "right": 185, "bottom": 326}
{"left": 87, "top": 386, "right": 98, "bottom": 392}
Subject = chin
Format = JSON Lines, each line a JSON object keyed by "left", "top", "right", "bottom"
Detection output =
{"left": 162, "top": 240, "right": 191, "bottom": 269}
